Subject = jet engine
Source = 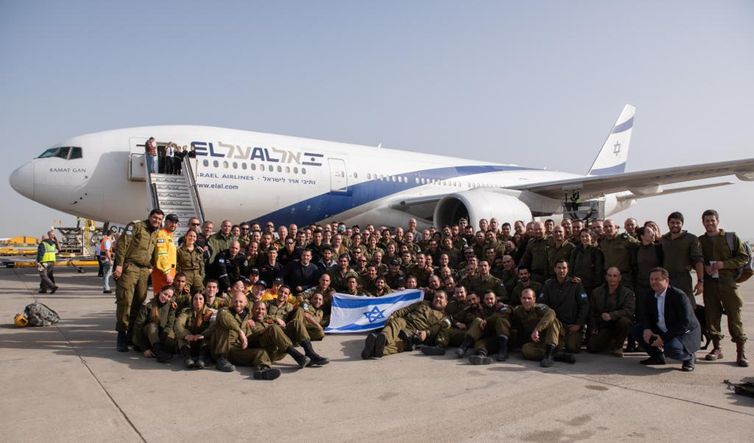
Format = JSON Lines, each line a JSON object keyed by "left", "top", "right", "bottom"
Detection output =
{"left": 433, "top": 189, "right": 533, "bottom": 228}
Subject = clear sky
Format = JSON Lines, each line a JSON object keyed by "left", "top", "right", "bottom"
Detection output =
{"left": 2, "top": 1, "right": 753, "bottom": 239}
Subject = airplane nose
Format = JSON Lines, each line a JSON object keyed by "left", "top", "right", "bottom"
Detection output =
{"left": 9, "top": 162, "right": 34, "bottom": 199}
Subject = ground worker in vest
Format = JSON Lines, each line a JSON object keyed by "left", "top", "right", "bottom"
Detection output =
{"left": 36, "top": 229, "right": 59, "bottom": 294}
{"left": 152, "top": 213, "right": 179, "bottom": 295}
{"left": 113, "top": 209, "right": 164, "bottom": 352}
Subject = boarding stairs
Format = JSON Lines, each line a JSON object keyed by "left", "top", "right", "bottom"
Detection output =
{"left": 146, "top": 156, "right": 205, "bottom": 239}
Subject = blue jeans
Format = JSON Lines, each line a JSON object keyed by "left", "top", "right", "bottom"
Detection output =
{"left": 146, "top": 155, "right": 157, "bottom": 174}
{"left": 633, "top": 324, "right": 693, "bottom": 362}
{"left": 102, "top": 259, "right": 113, "bottom": 291}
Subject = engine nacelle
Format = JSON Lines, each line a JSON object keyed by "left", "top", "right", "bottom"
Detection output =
{"left": 433, "top": 189, "right": 533, "bottom": 228}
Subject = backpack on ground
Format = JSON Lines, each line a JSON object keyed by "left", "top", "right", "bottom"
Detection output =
{"left": 724, "top": 379, "right": 754, "bottom": 399}
{"left": 724, "top": 232, "right": 754, "bottom": 283}
{"left": 23, "top": 302, "right": 60, "bottom": 326}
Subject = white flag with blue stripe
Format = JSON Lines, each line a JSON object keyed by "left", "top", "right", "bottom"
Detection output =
{"left": 325, "top": 289, "right": 424, "bottom": 334}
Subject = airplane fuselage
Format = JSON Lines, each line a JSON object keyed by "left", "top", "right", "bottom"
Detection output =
{"left": 11, "top": 125, "right": 582, "bottom": 227}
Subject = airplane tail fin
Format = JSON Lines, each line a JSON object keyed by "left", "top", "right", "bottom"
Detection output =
{"left": 587, "top": 104, "right": 636, "bottom": 176}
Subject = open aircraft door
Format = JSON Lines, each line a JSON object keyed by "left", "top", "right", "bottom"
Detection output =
{"left": 328, "top": 158, "right": 350, "bottom": 195}
{"left": 128, "top": 137, "right": 147, "bottom": 182}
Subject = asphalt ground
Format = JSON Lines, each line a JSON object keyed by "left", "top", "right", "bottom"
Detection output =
{"left": 1, "top": 267, "right": 753, "bottom": 442}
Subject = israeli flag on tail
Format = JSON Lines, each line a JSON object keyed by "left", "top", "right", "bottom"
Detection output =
{"left": 325, "top": 289, "right": 423, "bottom": 334}
{"left": 587, "top": 104, "right": 636, "bottom": 176}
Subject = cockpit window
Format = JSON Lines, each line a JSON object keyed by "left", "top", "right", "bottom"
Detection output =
{"left": 37, "top": 146, "right": 82, "bottom": 160}
{"left": 54, "top": 147, "right": 71, "bottom": 159}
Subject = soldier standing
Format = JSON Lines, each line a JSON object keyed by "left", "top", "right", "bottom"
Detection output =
{"left": 113, "top": 209, "right": 163, "bottom": 352}
{"left": 698, "top": 209, "right": 750, "bottom": 366}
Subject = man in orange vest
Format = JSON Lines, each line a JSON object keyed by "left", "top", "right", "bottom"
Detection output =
{"left": 151, "top": 214, "right": 179, "bottom": 294}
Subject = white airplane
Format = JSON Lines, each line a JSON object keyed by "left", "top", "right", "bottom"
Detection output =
{"left": 9, "top": 105, "right": 754, "bottom": 229}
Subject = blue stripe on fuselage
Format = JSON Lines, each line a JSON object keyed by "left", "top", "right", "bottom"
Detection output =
{"left": 251, "top": 164, "right": 533, "bottom": 226}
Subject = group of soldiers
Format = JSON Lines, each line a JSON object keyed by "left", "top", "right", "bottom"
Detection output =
{"left": 111, "top": 208, "right": 750, "bottom": 380}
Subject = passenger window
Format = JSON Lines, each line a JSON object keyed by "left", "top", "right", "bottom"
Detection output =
{"left": 69, "top": 147, "right": 82, "bottom": 159}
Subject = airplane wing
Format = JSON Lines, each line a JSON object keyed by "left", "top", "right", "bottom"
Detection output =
{"left": 508, "top": 158, "right": 754, "bottom": 200}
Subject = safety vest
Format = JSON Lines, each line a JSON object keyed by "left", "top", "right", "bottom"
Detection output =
{"left": 100, "top": 237, "right": 111, "bottom": 256}
{"left": 41, "top": 241, "right": 57, "bottom": 263}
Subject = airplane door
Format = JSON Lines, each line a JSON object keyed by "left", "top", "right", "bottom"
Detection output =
{"left": 128, "top": 137, "right": 147, "bottom": 182}
{"left": 328, "top": 158, "right": 349, "bottom": 194}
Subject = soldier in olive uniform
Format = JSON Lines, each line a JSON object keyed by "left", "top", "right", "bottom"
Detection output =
{"left": 513, "top": 289, "right": 573, "bottom": 367}
{"left": 698, "top": 209, "right": 750, "bottom": 366}
{"left": 113, "top": 209, "right": 163, "bottom": 352}
{"left": 539, "top": 260, "right": 589, "bottom": 353}
{"left": 661, "top": 212, "right": 704, "bottom": 308}
{"left": 586, "top": 267, "right": 635, "bottom": 357}
{"left": 267, "top": 285, "right": 329, "bottom": 366}
{"left": 132, "top": 285, "right": 177, "bottom": 363}
{"left": 546, "top": 226, "right": 575, "bottom": 280}
{"left": 423, "top": 288, "right": 479, "bottom": 355}
{"left": 509, "top": 267, "right": 543, "bottom": 306}
{"left": 328, "top": 254, "right": 359, "bottom": 292}
{"left": 457, "top": 290, "right": 513, "bottom": 364}
{"left": 301, "top": 292, "right": 328, "bottom": 337}
{"left": 174, "top": 291, "right": 215, "bottom": 368}
{"left": 176, "top": 229, "right": 205, "bottom": 294}
{"left": 361, "top": 291, "right": 449, "bottom": 359}
{"left": 468, "top": 261, "right": 507, "bottom": 302}
{"left": 209, "top": 292, "right": 282, "bottom": 380}
{"left": 520, "top": 222, "right": 550, "bottom": 283}
{"left": 569, "top": 229, "right": 605, "bottom": 297}
{"left": 599, "top": 219, "right": 639, "bottom": 290}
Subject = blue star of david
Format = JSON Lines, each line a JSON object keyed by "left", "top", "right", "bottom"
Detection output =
{"left": 613, "top": 141, "right": 621, "bottom": 155}
{"left": 363, "top": 306, "right": 386, "bottom": 323}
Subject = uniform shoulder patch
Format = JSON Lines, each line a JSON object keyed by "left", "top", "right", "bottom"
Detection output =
{"left": 535, "top": 304, "right": 548, "bottom": 312}
{"left": 580, "top": 292, "right": 588, "bottom": 300}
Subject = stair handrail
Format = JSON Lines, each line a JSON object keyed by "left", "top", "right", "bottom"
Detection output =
{"left": 182, "top": 155, "right": 205, "bottom": 223}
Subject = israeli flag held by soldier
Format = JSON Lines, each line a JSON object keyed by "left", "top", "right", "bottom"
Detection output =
{"left": 325, "top": 289, "right": 424, "bottom": 334}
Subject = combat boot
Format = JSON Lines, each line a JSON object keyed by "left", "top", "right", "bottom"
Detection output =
{"left": 399, "top": 330, "right": 420, "bottom": 351}
{"left": 215, "top": 356, "right": 235, "bottom": 372}
{"left": 469, "top": 350, "right": 493, "bottom": 365}
{"left": 362, "top": 333, "right": 377, "bottom": 359}
{"left": 554, "top": 352, "right": 576, "bottom": 364}
{"left": 540, "top": 344, "right": 556, "bottom": 368}
{"left": 287, "top": 346, "right": 311, "bottom": 369}
{"left": 301, "top": 340, "right": 329, "bottom": 366}
{"left": 705, "top": 338, "right": 723, "bottom": 361}
{"left": 455, "top": 336, "right": 473, "bottom": 359}
{"left": 195, "top": 349, "right": 209, "bottom": 369}
{"left": 420, "top": 345, "right": 446, "bottom": 356}
{"left": 153, "top": 343, "right": 173, "bottom": 363}
{"left": 736, "top": 341, "right": 749, "bottom": 367}
{"left": 374, "top": 333, "right": 387, "bottom": 358}
{"left": 496, "top": 335, "right": 509, "bottom": 362}
{"left": 116, "top": 331, "right": 128, "bottom": 352}
{"left": 180, "top": 346, "right": 195, "bottom": 368}
{"left": 253, "top": 366, "right": 281, "bottom": 380}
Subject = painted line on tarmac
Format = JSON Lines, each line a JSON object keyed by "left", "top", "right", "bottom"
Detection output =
{"left": 54, "top": 323, "right": 148, "bottom": 442}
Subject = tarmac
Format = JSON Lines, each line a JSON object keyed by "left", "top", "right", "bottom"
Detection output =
{"left": 1, "top": 267, "right": 753, "bottom": 442}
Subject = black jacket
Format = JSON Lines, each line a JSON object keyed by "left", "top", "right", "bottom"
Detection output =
{"left": 639, "top": 285, "right": 701, "bottom": 354}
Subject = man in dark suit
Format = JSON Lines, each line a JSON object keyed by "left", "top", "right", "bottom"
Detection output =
{"left": 634, "top": 267, "right": 701, "bottom": 372}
